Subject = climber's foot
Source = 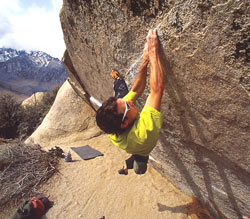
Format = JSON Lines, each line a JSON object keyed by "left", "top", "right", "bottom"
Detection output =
{"left": 118, "top": 168, "right": 128, "bottom": 175}
{"left": 111, "top": 69, "right": 122, "bottom": 80}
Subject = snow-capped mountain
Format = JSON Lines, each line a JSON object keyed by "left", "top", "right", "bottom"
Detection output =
{"left": 0, "top": 48, "right": 56, "bottom": 66}
{"left": 0, "top": 48, "right": 68, "bottom": 96}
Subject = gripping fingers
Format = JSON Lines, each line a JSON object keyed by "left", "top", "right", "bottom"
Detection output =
{"left": 147, "top": 29, "right": 157, "bottom": 40}
{"left": 147, "top": 29, "right": 153, "bottom": 39}
{"left": 153, "top": 28, "right": 157, "bottom": 36}
{"left": 146, "top": 28, "right": 158, "bottom": 53}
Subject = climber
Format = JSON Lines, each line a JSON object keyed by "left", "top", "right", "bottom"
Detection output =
{"left": 96, "top": 29, "right": 164, "bottom": 175}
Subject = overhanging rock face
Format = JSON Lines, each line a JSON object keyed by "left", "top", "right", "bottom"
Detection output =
{"left": 60, "top": 1, "right": 250, "bottom": 218}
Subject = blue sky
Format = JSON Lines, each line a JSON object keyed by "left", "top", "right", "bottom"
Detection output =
{"left": 19, "top": 0, "right": 53, "bottom": 9}
{"left": 0, "top": 0, "right": 65, "bottom": 58}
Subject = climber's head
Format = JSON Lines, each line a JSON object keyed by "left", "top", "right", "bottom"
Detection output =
{"left": 96, "top": 97, "right": 138, "bottom": 134}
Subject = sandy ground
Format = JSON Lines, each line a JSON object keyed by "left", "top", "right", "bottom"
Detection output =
{"left": 37, "top": 133, "right": 207, "bottom": 219}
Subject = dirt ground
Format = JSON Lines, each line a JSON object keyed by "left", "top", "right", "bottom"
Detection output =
{"left": 1, "top": 133, "right": 211, "bottom": 219}
{"left": 37, "top": 134, "right": 210, "bottom": 219}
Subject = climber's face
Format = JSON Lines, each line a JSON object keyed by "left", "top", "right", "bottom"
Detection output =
{"left": 116, "top": 99, "right": 139, "bottom": 129}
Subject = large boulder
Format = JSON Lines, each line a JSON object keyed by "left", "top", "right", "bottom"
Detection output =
{"left": 21, "top": 92, "right": 47, "bottom": 108}
{"left": 25, "top": 80, "right": 102, "bottom": 147}
{"left": 59, "top": 1, "right": 250, "bottom": 218}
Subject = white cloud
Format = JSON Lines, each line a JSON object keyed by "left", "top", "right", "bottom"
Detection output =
{"left": 0, "top": 0, "right": 22, "bottom": 13}
{"left": 0, "top": 14, "right": 12, "bottom": 37}
{"left": 0, "top": 0, "right": 65, "bottom": 59}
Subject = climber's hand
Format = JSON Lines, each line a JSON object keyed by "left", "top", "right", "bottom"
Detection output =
{"left": 146, "top": 28, "right": 159, "bottom": 62}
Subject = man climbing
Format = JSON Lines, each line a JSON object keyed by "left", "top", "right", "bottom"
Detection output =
{"left": 96, "top": 29, "right": 164, "bottom": 174}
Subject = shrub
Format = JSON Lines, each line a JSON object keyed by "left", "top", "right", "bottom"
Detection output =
{"left": 0, "top": 85, "right": 60, "bottom": 140}
{"left": 17, "top": 103, "right": 46, "bottom": 140}
{"left": 0, "top": 95, "right": 23, "bottom": 139}
{"left": 18, "top": 85, "right": 60, "bottom": 140}
{"left": 42, "top": 85, "right": 60, "bottom": 106}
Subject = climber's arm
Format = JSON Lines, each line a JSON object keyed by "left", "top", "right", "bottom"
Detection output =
{"left": 145, "top": 29, "right": 164, "bottom": 111}
{"left": 131, "top": 43, "right": 149, "bottom": 99}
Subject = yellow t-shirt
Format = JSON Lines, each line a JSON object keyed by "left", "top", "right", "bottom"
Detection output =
{"left": 109, "top": 91, "right": 163, "bottom": 156}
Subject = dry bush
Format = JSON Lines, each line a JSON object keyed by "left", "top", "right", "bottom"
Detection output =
{"left": 0, "top": 85, "right": 60, "bottom": 140}
{"left": 0, "top": 142, "right": 59, "bottom": 207}
{"left": 42, "top": 85, "right": 60, "bottom": 106}
{"left": 0, "top": 94, "right": 23, "bottom": 139}
{"left": 18, "top": 85, "right": 60, "bottom": 140}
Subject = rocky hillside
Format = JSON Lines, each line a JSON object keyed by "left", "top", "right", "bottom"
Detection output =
{"left": 30, "top": 0, "right": 249, "bottom": 218}
{"left": 0, "top": 48, "right": 67, "bottom": 96}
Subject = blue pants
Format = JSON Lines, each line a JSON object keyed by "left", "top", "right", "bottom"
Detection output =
{"left": 114, "top": 79, "right": 129, "bottom": 98}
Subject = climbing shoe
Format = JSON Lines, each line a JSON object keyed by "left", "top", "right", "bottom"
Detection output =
{"left": 118, "top": 168, "right": 128, "bottom": 175}
{"left": 111, "top": 69, "right": 122, "bottom": 80}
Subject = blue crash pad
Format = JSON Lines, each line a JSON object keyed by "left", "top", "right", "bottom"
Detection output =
{"left": 71, "top": 145, "right": 103, "bottom": 160}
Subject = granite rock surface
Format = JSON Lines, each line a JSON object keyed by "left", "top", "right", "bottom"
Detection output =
{"left": 59, "top": 1, "right": 250, "bottom": 218}
{"left": 25, "top": 80, "right": 102, "bottom": 147}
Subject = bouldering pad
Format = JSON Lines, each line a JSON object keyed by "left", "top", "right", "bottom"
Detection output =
{"left": 71, "top": 145, "right": 103, "bottom": 160}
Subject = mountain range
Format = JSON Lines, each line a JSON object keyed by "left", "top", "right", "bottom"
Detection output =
{"left": 0, "top": 48, "right": 67, "bottom": 99}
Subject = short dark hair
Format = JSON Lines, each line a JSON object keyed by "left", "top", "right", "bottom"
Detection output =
{"left": 96, "top": 97, "right": 126, "bottom": 134}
